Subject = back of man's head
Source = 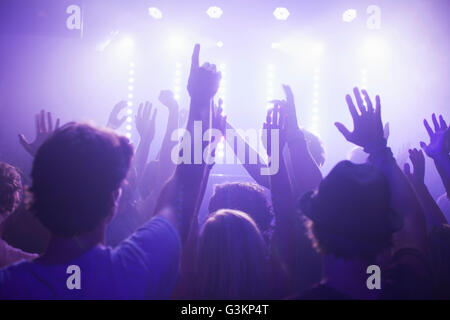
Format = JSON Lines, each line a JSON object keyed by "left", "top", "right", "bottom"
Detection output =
{"left": 30, "top": 122, "right": 133, "bottom": 237}
{"left": 208, "top": 182, "right": 273, "bottom": 234}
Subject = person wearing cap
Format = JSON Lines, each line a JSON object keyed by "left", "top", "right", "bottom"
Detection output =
{"left": 295, "top": 88, "right": 432, "bottom": 299}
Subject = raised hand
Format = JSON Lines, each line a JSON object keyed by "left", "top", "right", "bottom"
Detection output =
{"left": 420, "top": 114, "right": 449, "bottom": 160}
{"left": 335, "top": 87, "right": 386, "bottom": 153}
{"left": 404, "top": 148, "right": 426, "bottom": 186}
{"left": 19, "top": 110, "right": 60, "bottom": 157}
{"left": 212, "top": 98, "right": 227, "bottom": 135}
{"left": 107, "top": 100, "right": 127, "bottom": 130}
{"left": 271, "top": 84, "right": 299, "bottom": 129}
{"left": 187, "top": 44, "right": 221, "bottom": 103}
{"left": 158, "top": 90, "right": 179, "bottom": 112}
{"left": 262, "top": 104, "right": 287, "bottom": 157}
{"left": 135, "top": 101, "right": 157, "bottom": 142}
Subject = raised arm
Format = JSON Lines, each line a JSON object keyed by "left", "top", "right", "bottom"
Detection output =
{"left": 153, "top": 44, "right": 221, "bottom": 243}
{"left": 335, "top": 87, "right": 427, "bottom": 254}
{"left": 224, "top": 120, "right": 271, "bottom": 188}
{"left": 404, "top": 148, "right": 448, "bottom": 228}
{"left": 19, "top": 110, "right": 60, "bottom": 157}
{"left": 106, "top": 100, "right": 127, "bottom": 130}
{"left": 276, "top": 84, "right": 323, "bottom": 199}
{"left": 420, "top": 114, "right": 450, "bottom": 197}
{"left": 261, "top": 105, "right": 297, "bottom": 296}
{"left": 155, "top": 90, "right": 180, "bottom": 185}
{"left": 134, "top": 101, "right": 157, "bottom": 183}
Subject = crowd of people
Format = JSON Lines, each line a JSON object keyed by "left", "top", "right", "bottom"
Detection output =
{"left": 0, "top": 44, "right": 449, "bottom": 299}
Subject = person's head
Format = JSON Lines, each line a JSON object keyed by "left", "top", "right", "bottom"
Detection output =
{"left": 303, "top": 129, "right": 326, "bottom": 167}
{"left": 208, "top": 182, "right": 272, "bottom": 234}
{"left": 196, "top": 209, "right": 267, "bottom": 299}
{"left": 300, "top": 160, "right": 402, "bottom": 261}
{"left": 0, "top": 162, "right": 23, "bottom": 224}
{"left": 347, "top": 146, "right": 369, "bottom": 164}
{"left": 30, "top": 122, "right": 133, "bottom": 238}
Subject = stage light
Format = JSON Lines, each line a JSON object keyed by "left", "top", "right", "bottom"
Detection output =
{"left": 342, "top": 9, "right": 357, "bottom": 22}
{"left": 127, "top": 101, "right": 133, "bottom": 107}
{"left": 128, "top": 93, "right": 133, "bottom": 99}
{"left": 125, "top": 132, "right": 132, "bottom": 138}
{"left": 129, "top": 62, "right": 135, "bottom": 68}
{"left": 127, "top": 109, "right": 133, "bottom": 115}
{"left": 126, "top": 124, "right": 132, "bottom": 131}
{"left": 148, "top": 7, "right": 162, "bottom": 19}
{"left": 271, "top": 42, "right": 281, "bottom": 49}
{"left": 174, "top": 93, "right": 180, "bottom": 100}
{"left": 128, "top": 78, "right": 134, "bottom": 83}
{"left": 216, "top": 151, "right": 225, "bottom": 159}
{"left": 120, "top": 37, "right": 134, "bottom": 49}
{"left": 168, "top": 35, "right": 185, "bottom": 51}
{"left": 128, "top": 85, "right": 134, "bottom": 91}
{"left": 126, "top": 117, "right": 132, "bottom": 123}
{"left": 307, "top": 43, "right": 324, "bottom": 59}
{"left": 361, "top": 37, "right": 389, "bottom": 62}
{"left": 273, "top": 7, "right": 290, "bottom": 20}
{"left": 207, "top": 6, "right": 223, "bottom": 19}
{"left": 216, "top": 41, "right": 224, "bottom": 48}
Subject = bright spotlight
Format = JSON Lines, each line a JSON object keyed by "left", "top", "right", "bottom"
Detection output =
{"left": 342, "top": 9, "right": 357, "bottom": 22}
{"left": 168, "top": 35, "right": 185, "bottom": 51}
{"left": 207, "top": 6, "right": 223, "bottom": 19}
{"left": 148, "top": 7, "right": 162, "bottom": 19}
{"left": 273, "top": 7, "right": 290, "bottom": 20}
{"left": 271, "top": 42, "right": 281, "bottom": 49}
{"left": 361, "top": 38, "right": 389, "bottom": 62}
{"left": 216, "top": 41, "right": 224, "bottom": 48}
{"left": 120, "top": 37, "right": 134, "bottom": 48}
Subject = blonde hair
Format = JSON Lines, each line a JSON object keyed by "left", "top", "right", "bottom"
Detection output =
{"left": 195, "top": 209, "right": 268, "bottom": 299}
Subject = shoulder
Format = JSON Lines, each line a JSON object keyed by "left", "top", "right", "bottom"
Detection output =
{"left": 382, "top": 247, "right": 433, "bottom": 299}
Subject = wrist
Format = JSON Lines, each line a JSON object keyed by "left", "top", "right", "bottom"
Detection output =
{"left": 363, "top": 138, "right": 387, "bottom": 154}
{"left": 432, "top": 153, "right": 450, "bottom": 165}
{"left": 368, "top": 146, "right": 394, "bottom": 164}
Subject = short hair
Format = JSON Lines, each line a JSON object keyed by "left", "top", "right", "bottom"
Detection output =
{"left": 208, "top": 182, "right": 273, "bottom": 233}
{"left": 196, "top": 209, "right": 268, "bottom": 299}
{"left": 30, "top": 123, "right": 133, "bottom": 237}
{"left": 303, "top": 129, "right": 326, "bottom": 167}
{"left": 0, "top": 162, "right": 22, "bottom": 215}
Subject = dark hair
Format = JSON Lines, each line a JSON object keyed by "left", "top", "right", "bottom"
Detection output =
{"left": 302, "top": 161, "right": 395, "bottom": 260}
{"left": 0, "top": 162, "right": 23, "bottom": 215}
{"left": 208, "top": 182, "right": 273, "bottom": 234}
{"left": 30, "top": 122, "right": 133, "bottom": 237}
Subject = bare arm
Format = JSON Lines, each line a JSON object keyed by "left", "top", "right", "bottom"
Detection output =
{"left": 404, "top": 148, "right": 448, "bottom": 229}
{"left": 420, "top": 114, "right": 450, "bottom": 197}
{"left": 153, "top": 44, "right": 221, "bottom": 244}
{"left": 274, "top": 85, "right": 322, "bottom": 199}
{"left": 335, "top": 88, "right": 427, "bottom": 254}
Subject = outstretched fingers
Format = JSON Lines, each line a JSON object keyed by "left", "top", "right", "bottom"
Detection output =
{"left": 361, "top": 89, "right": 373, "bottom": 113}
{"left": 335, "top": 122, "right": 351, "bottom": 141}
{"left": 190, "top": 44, "right": 200, "bottom": 73}
{"left": 353, "top": 87, "right": 366, "bottom": 115}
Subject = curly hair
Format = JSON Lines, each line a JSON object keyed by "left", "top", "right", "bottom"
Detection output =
{"left": 208, "top": 182, "right": 273, "bottom": 234}
{"left": 0, "top": 162, "right": 23, "bottom": 216}
{"left": 30, "top": 122, "right": 133, "bottom": 237}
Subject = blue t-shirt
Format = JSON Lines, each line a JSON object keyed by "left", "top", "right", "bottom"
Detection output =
{"left": 0, "top": 216, "right": 181, "bottom": 299}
